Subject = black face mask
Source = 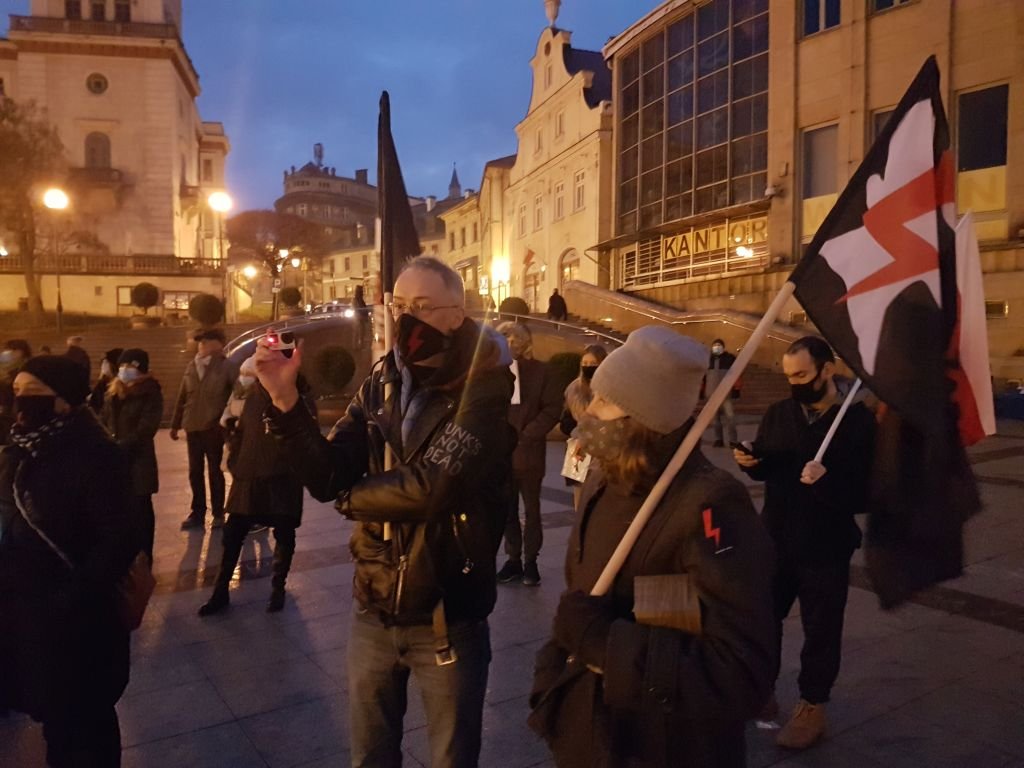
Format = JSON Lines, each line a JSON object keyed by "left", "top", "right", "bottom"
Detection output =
{"left": 580, "top": 365, "right": 598, "bottom": 382}
{"left": 396, "top": 313, "right": 450, "bottom": 368}
{"left": 14, "top": 395, "right": 58, "bottom": 431}
{"left": 790, "top": 371, "right": 827, "bottom": 405}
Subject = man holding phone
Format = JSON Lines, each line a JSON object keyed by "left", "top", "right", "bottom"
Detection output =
{"left": 734, "top": 336, "right": 875, "bottom": 750}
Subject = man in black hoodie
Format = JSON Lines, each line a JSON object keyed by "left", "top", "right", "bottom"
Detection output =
{"left": 256, "top": 256, "right": 514, "bottom": 768}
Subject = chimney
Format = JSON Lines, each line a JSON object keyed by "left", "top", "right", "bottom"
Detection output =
{"left": 426, "top": 195, "right": 436, "bottom": 212}
{"left": 464, "top": 189, "right": 476, "bottom": 199}
{"left": 355, "top": 169, "right": 368, "bottom": 185}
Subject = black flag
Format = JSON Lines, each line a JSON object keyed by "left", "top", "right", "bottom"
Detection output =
{"left": 378, "top": 91, "right": 421, "bottom": 296}
{"left": 787, "top": 57, "right": 980, "bottom": 608}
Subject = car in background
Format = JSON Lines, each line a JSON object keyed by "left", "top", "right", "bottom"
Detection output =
{"left": 309, "top": 299, "right": 357, "bottom": 318}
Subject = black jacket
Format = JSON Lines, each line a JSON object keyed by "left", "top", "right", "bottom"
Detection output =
{"left": 102, "top": 375, "right": 163, "bottom": 496}
{"left": 509, "top": 357, "right": 562, "bottom": 476}
{"left": 225, "top": 382, "right": 315, "bottom": 525}
{"left": 269, "top": 318, "right": 515, "bottom": 626}
{"left": 740, "top": 397, "right": 876, "bottom": 564}
{"left": 0, "top": 408, "right": 137, "bottom": 719}
{"left": 530, "top": 433, "right": 776, "bottom": 768}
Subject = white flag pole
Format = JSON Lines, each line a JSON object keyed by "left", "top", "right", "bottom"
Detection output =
{"left": 590, "top": 280, "right": 796, "bottom": 597}
{"left": 812, "top": 377, "right": 863, "bottom": 464}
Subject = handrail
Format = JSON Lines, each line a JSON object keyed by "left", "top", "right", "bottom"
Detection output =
{"left": 466, "top": 310, "right": 623, "bottom": 346}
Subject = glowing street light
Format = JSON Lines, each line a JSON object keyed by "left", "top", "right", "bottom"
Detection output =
{"left": 42, "top": 187, "right": 70, "bottom": 334}
{"left": 242, "top": 265, "right": 258, "bottom": 279}
{"left": 290, "top": 257, "right": 301, "bottom": 269}
{"left": 207, "top": 191, "right": 233, "bottom": 213}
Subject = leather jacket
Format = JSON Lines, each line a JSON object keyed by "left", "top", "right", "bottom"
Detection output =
{"left": 268, "top": 319, "right": 515, "bottom": 626}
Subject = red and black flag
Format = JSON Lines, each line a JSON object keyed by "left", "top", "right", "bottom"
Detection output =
{"left": 789, "top": 56, "right": 980, "bottom": 608}
{"left": 378, "top": 91, "right": 421, "bottom": 296}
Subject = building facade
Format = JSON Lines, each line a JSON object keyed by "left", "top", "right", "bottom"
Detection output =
{"left": 599, "top": 0, "right": 1024, "bottom": 380}
{"left": 0, "top": 0, "right": 231, "bottom": 317}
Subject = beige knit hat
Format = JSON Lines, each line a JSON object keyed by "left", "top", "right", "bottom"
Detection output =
{"left": 591, "top": 326, "right": 707, "bottom": 434}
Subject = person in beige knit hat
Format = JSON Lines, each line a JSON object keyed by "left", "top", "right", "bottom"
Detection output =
{"left": 531, "top": 325, "right": 776, "bottom": 768}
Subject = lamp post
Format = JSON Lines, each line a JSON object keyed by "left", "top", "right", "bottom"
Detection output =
{"left": 42, "top": 187, "right": 69, "bottom": 335}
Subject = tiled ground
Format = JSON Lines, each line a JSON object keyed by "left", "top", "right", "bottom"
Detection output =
{"left": 2, "top": 420, "right": 1023, "bottom": 767}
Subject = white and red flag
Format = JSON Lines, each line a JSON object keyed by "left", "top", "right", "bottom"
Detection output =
{"left": 789, "top": 57, "right": 981, "bottom": 607}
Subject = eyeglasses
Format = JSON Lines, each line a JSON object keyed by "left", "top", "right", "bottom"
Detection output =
{"left": 386, "top": 301, "right": 460, "bottom": 317}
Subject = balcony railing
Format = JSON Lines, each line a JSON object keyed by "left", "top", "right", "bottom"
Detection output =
{"left": 0, "top": 253, "right": 223, "bottom": 276}
{"left": 68, "top": 166, "right": 126, "bottom": 186}
{"left": 8, "top": 15, "right": 179, "bottom": 40}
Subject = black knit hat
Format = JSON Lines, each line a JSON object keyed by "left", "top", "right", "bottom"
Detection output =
{"left": 21, "top": 355, "right": 90, "bottom": 407}
{"left": 118, "top": 348, "right": 150, "bottom": 373}
{"left": 104, "top": 348, "right": 124, "bottom": 367}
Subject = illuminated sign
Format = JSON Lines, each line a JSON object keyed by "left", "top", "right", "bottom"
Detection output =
{"left": 663, "top": 216, "right": 768, "bottom": 261}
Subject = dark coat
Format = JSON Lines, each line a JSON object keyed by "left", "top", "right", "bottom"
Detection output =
{"left": 0, "top": 408, "right": 137, "bottom": 720}
{"left": 510, "top": 357, "right": 562, "bottom": 476}
{"left": 531, "top": 433, "right": 777, "bottom": 768}
{"left": 741, "top": 398, "right": 876, "bottom": 564}
{"left": 171, "top": 353, "right": 237, "bottom": 432}
{"left": 102, "top": 376, "right": 163, "bottom": 496}
{"left": 269, "top": 318, "right": 515, "bottom": 626}
{"left": 547, "top": 293, "right": 568, "bottom": 320}
{"left": 225, "top": 383, "right": 315, "bottom": 526}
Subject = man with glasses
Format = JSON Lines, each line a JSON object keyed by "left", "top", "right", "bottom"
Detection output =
{"left": 255, "top": 256, "right": 515, "bottom": 768}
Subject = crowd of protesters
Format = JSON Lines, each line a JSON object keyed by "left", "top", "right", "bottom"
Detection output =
{"left": 0, "top": 262, "right": 879, "bottom": 767}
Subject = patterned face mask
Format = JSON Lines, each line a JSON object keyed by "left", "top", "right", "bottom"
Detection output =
{"left": 572, "top": 414, "right": 631, "bottom": 462}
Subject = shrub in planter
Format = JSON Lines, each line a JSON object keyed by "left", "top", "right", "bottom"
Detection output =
{"left": 498, "top": 296, "right": 530, "bottom": 317}
{"left": 312, "top": 345, "right": 356, "bottom": 395}
{"left": 280, "top": 286, "right": 302, "bottom": 308}
{"left": 188, "top": 293, "right": 224, "bottom": 326}
{"left": 546, "top": 352, "right": 582, "bottom": 395}
{"left": 131, "top": 282, "right": 159, "bottom": 315}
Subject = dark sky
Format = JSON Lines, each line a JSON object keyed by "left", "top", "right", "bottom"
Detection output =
{"left": 176, "top": 0, "right": 662, "bottom": 211}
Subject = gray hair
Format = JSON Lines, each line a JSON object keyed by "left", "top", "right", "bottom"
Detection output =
{"left": 399, "top": 256, "right": 465, "bottom": 306}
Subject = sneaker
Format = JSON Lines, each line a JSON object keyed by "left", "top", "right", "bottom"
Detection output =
{"left": 522, "top": 560, "right": 541, "bottom": 587}
{"left": 266, "top": 589, "right": 286, "bottom": 613}
{"left": 197, "top": 589, "right": 229, "bottom": 617}
{"left": 754, "top": 692, "right": 781, "bottom": 730}
{"left": 211, "top": 514, "right": 226, "bottom": 529}
{"left": 180, "top": 513, "right": 204, "bottom": 530}
{"left": 496, "top": 558, "right": 523, "bottom": 583}
{"left": 776, "top": 699, "right": 827, "bottom": 750}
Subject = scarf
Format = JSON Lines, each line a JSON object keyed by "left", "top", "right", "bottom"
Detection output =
{"left": 8, "top": 414, "right": 73, "bottom": 458}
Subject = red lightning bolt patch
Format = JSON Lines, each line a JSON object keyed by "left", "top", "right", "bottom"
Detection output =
{"left": 405, "top": 324, "right": 425, "bottom": 358}
{"left": 702, "top": 507, "right": 733, "bottom": 555}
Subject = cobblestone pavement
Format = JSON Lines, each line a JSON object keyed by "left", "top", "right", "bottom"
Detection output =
{"left": 2, "top": 421, "right": 1023, "bottom": 767}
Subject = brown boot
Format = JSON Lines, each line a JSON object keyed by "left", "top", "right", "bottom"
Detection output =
{"left": 776, "top": 700, "right": 827, "bottom": 749}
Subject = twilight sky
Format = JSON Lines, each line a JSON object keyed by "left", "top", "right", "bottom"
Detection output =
{"left": 168, "top": 0, "right": 663, "bottom": 210}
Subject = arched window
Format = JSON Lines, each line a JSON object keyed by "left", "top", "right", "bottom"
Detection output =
{"left": 559, "top": 248, "right": 580, "bottom": 288}
{"left": 84, "top": 132, "right": 111, "bottom": 168}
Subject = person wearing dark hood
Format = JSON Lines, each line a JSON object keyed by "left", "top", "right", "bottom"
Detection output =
{"left": 0, "top": 355, "right": 137, "bottom": 767}
{"left": 89, "top": 347, "right": 124, "bottom": 414}
{"left": 255, "top": 256, "right": 515, "bottom": 768}
{"left": 529, "top": 326, "right": 776, "bottom": 768}
{"left": 198, "top": 365, "right": 316, "bottom": 615}
{"left": 495, "top": 321, "right": 562, "bottom": 587}
{"left": 733, "top": 336, "right": 875, "bottom": 750}
{"left": 0, "top": 338, "right": 32, "bottom": 444}
{"left": 102, "top": 348, "right": 163, "bottom": 561}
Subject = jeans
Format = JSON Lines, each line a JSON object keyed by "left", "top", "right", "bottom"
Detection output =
{"left": 347, "top": 610, "right": 491, "bottom": 768}
{"left": 713, "top": 397, "right": 737, "bottom": 445}
{"left": 186, "top": 427, "right": 225, "bottom": 517}
{"left": 771, "top": 558, "right": 852, "bottom": 704}
{"left": 503, "top": 473, "right": 543, "bottom": 562}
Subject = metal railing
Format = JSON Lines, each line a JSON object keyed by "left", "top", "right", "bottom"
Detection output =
{"left": 9, "top": 15, "right": 178, "bottom": 40}
{"left": 0, "top": 253, "right": 223, "bottom": 276}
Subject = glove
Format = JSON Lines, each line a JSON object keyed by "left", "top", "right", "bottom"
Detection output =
{"left": 552, "top": 591, "right": 616, "bottom": 670}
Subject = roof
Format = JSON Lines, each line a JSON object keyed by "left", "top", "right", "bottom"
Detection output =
{"left": 485, "top": 154, "right": 517, "bottom": 170}
{"left": 449, "top": 166, "right": 460, "bottom": 188}
{"left": 563, "top": 46, "right": 611, "bottom": 108}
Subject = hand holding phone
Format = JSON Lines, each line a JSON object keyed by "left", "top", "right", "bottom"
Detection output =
{"left": 262, "top": 330, "right": 296, "bottom": 358}
{"left": 730, "top": 441, "right": 753, "bottom": 455}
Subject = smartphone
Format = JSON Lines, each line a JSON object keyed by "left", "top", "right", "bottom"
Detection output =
{"left": 263, "top": 330, "right": 296, "bottom": 358}
{"left": 730, "top": 441, "right": 754, "bottom": 455}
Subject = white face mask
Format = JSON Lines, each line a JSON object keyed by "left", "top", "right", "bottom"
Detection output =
{"left": 238, "top": 375, "right": 256, "bottom": 389}
{"left": 711, "top": 345, "right": 724, "bottom": 355}
{"left": 118, "top": 366, "right": 140, "bottom": 384}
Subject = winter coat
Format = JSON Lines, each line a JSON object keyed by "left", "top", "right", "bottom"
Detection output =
{"left": 225, "top": 382, "right": 315, "bottom": 526}
{"left": 171, "top": 353, "right": 237, "bottom": 432}
{"left": 102, "top": 376, "right": 163, "bottom": 496}
{"left": 530, "top": 430, "right": 777, "bottom": 768}
{"left": 741, "top": 398, "right": 876, "bottom": 565}
{"left": 0, "top": 408, "right": 137, "bottom": 720}
{"left": 269, "top": 318, "right": 516, "bottom": 627}
{"left": 509, "top": 357, "right": 562, "bottom": 477}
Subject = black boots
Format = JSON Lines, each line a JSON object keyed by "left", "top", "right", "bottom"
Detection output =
{"left": 267, "top": 540, "right": 294, "bottom": 613}
{"left": 198, "top": 587, "right": 229, "bottom": 616}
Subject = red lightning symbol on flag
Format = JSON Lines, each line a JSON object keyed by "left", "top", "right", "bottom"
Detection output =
{"left": 702, "top": 508, "right": 720, "bottom": 549}
{"left": 406, "top": 324, "right": 425, "bottom": 357}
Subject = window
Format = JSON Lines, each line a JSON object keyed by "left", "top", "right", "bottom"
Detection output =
{"left": 984, "top": 300, "right": 1008, "bottom": 319}
{"left": 344, "top": 256, "right": 351, "bottom": 272}
{"left": 460, "top": 227, "right": 466, "bottom": 247}
{"left": 958, "top": 85, "right": 1008, "bottom": 173}
{"left": 362, "top": 254, "right": 368, "bottom": 270}
{"left": 518, "top": 204, "right": 527, "bottom": 237}
{"left": 430, "top": 244, "right": 439, "bottom": 255}
{"left": 114, "top": 0, "right": 130, "bottom": 22}
{"left": 296, "top": 204, "right": 307, "bottom": 217}
{"left": 66, "top": 1, "right": 82, "bottom": 19}
{"left": 164, "top": 291, "right": 200, "bottom": 311}
{"left": 873, "top": 0, "right": 912, "bottom": 10}
{"left": 534, "top": 194, "right": 544, "bottom": 230}
{"left": 535, "top": 127, "right": 543, "bottom": 154}
{"left": 472, "top": 222, "right": 478, "bottom": 242}
{"left": 545, "top": 63, "right": 553, "bottom": 89}
{"left": 449, "top": 232, "right": 456, "bottom": 251}
{"left": 91, "top": 1, "right": 105, "bottom": 20}
{"left": 201, "top": 158, "right": 213, "bottom": 182}
{"left": 554, "top": 182, "right": 565, "bottom": 220}
{"left": 0, "top": 78, "right": 5, "bottom": 97}
{"left": 555, "top": 110, "right": 565, "bottom": 139}
{"left": 86, "top": 72, "right": 108, "bottom": 94}
{"left": 801, "top": 124, "right": 838, "bottom": 239}
{"left": 84, "top": 132, "right": 111, "bottom": 168}
{"left": 871, "top": 109, "right": 895, "bottom": 143}
{"left": 803, "top": 0, "right": 840, "bottom": 36}
{"left": 573, "top": 170, "right": 586, "bottom": 211}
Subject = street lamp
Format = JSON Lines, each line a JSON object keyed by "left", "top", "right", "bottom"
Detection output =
{"left": 43, "top": 187, "right": 69, "bottom": 335}
{"left": 207, "top": 191, "right": 233, "bottom": 263}
{"left": 242, "top": 264, "right": 258, "bottom": 280}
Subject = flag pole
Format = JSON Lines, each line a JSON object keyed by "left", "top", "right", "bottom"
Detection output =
{"left": 378, "top": 214, "right": 395, "bottom": 542}
{"left": 591, "top": 280, "right": 796, "bottom": 596}
{"left": 812, "top": 378, "right": 863, "bottom": 463}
